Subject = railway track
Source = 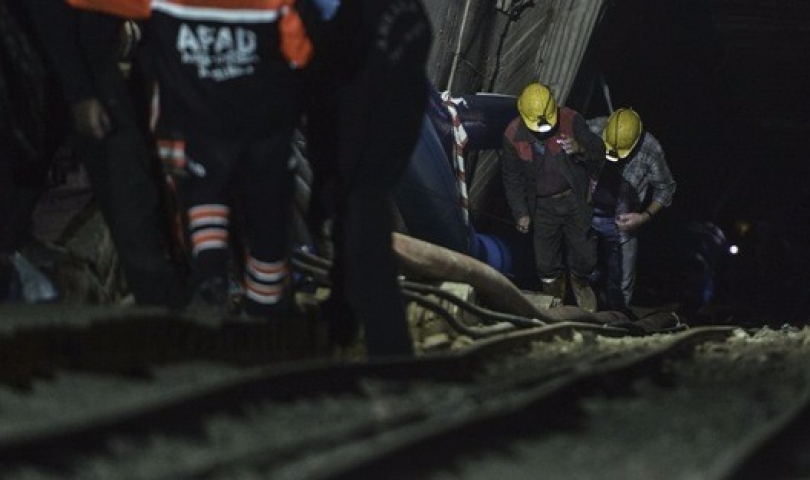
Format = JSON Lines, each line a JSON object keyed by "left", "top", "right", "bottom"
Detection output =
{"left": 2, "top": 306, "right": 808, "bottom": 480}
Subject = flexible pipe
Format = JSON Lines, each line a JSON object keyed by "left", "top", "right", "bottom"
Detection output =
{"left": 400, "top": 280, "right": 544, "bottom": 328}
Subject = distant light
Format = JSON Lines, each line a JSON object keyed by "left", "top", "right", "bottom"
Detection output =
{"left": 729, "top": 245, "right": 740, "bottom": 255}
{"left": 735, "top": 221, "right": 752, "bottom": 236}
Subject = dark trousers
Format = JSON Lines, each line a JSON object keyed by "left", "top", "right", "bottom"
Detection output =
{"left": 0, "top": 3, "right": 65, "bottom": 299}
{"left": 307, "top": 0, "right": 432, "bottom": 357}
{"left": 173, "top": 125, "right": 297, "bottom": 315}
{"left": 0, "top": 159, "right": 43, "bottom": 255}
{"left": 533, "top": 191, "right": 596, "bottom": 281}
{"left": 592, "top": 214, "right": 637, "bottom": 315}
{"left": 76, "top": 19, "right": 182, "bottom": 306}
{"left": 0, "top": 141, "right": 44, "bottom": 298}
{"left": 0, "top": 2, "right": 50, "bottom": 256}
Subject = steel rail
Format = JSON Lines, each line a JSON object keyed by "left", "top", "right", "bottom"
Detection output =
{"left": 703, "top": 381, "right": 810, "bottom": 479}
{"left": 0, "top": 322, "right": 631, "bottom": 473}
{"left": 294, "top": 326, "right": 738, "bottom": 480}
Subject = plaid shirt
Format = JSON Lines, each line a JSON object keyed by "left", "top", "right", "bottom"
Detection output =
{"left": 587, "top": 116, "right": 677, "bottom": 211}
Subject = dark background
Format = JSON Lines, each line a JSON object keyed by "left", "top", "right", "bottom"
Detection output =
{"left": 571, "top": 0, "right": 810, "bottom": 322}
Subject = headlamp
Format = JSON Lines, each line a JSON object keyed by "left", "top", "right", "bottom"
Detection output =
{"left": 535, "top": 117, "right": 552, "bottom": 133}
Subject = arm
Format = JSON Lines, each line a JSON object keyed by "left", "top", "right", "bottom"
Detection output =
{"left": 573, "top": 112, "right": 605, "bottom": 161}
{"left": 564, "top": 112, "right": 606, "bottom": 162}
{"left": 500, "top": 131, "right": 531, "bottom": 231}
{"left": 644, "top": 136, "right": 677, "bottom": 208}
{"left": 21, "top": 1, "right": 113, "bottom": 139}
{"left": 558, "top": 112, "right": 606, "bottom": 182}
{"left": 22, "top": 0, "right": 94, "bottom": 104}
{"left": 617, "top": 200, "right": 663, "bottom": 231}
{"left": 617, "top": 136, "right": 676, "bottom": 231}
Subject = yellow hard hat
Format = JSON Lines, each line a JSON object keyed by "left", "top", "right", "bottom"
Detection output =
{"left": 517, "top": 83, "right": 558, "bottom": 133}
{"left": 603, "top": 108, "right": 643, "bottom": 161}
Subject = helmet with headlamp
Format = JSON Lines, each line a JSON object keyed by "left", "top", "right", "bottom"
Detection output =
{"left": 517, "top": 82, "right": 558, "bottom": 134}
{"left": 603, "top": 108, "right": 643, "bottom": 161}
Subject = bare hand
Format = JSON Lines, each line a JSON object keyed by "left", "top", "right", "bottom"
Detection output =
{"left": 72, "top": 98, "right": 112, "bottom": 139}
{"left": 516, "top": 215, "right": 531, "bottom": 233}
{"left": 616, "top": 212, "right": 649, "bottom": 231}
{"left": 556, "top": 134, "right": 582, "bottom": 155}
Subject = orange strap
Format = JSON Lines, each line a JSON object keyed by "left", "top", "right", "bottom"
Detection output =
{"left": 66, "top": 0, "right": 151, "bottom": 19}
{"left": 278, "top": 0, "right": 313, "bottom": 69}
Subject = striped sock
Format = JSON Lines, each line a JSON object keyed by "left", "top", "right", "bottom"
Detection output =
{"left": 188, "top": 204, "right": 230, "bottom": 257}
{"left": 243, "top": 256, "right": 289, "bottom": 316}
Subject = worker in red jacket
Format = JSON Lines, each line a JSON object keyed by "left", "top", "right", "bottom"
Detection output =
{"left": 501, "top": 82, "right": 605, "bottom": 312}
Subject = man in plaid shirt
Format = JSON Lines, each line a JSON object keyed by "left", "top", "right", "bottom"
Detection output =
{"left": 588, "top": 108, "right": 677, "bottom": 315}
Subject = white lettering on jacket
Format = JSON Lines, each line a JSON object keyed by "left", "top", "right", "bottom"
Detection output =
{"left": 176, "top": 23, "right": 258, "bottom": 81}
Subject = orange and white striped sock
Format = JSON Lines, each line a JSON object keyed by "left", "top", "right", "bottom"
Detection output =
{"left": 188, "top": 204, "right": 229, "bottom": 257}
{"left": 244, "top": 256, "right": 288, "bottom": 307}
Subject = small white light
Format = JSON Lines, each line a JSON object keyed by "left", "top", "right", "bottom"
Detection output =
{"left": 729, "top": 245, "right": 739, "bottom": 255}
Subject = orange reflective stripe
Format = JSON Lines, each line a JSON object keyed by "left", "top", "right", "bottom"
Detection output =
{"left": 191, "top": 230, "right": 228, "bottom": 244}
{"left": 66, "top": 0, "right": 151, "bottom": 18}
{"left": 188, "top": 205, "right": 229, "bottom": 222}
{"left": 279, "top": 0, "right": 313, "bottom": 69}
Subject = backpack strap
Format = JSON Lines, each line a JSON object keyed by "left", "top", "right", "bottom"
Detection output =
{"left": 278, "top": 0, "right": 313, "bottom": 69}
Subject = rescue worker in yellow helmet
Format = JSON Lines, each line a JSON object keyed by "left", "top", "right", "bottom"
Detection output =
{"left": 517, "top": 82, "right": 558, "bottom": 134}
{"left": 502, "top": 82, "right": 605, "bottom": 312}
{"left": 603, "top": 107, "right": 644, "bottom": 161}
{"left": 588, "top": 108, "right": 677, "bottom": 315}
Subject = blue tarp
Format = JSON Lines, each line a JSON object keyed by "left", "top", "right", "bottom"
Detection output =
{"left": 394, "top": 87, "right": 519, "bottom": 276}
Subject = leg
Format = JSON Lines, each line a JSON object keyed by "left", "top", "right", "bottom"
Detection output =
{"left": 592, "top": 215, "right": 627, "bottom": 312}
{"left": 177, "top": 135, "right": 236, "bottom": 308}
{"left": 562, "top": 196, "right": 597, "bottom": 311}
{"left": 312, "top": 0, "right": 432, "bottom": 357}
{"left": 238, "top": 130, "right": 297, "bottom": 318}
{"left": 78, "top": 14, "right": 183, "bottom": 306}
{"left": 532, "top": 197, "right": 566, "bottom": 292}
{"left": 620, "top": 235, "right": 638, "bottom": 305}
{"left": 590, "top": 216, "right": 610, "bottom": 309}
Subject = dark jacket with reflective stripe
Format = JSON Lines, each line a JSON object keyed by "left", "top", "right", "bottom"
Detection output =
{"left": 501, "top": 106, "right": 604, "bottom": 220}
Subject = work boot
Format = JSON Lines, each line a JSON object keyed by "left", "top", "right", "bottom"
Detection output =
{"left": 634, "top": 311, "right": 682, "bottom": 333}
{"left": 541, "top": 275, "right": 566, "bottom": 301}
{"left": 571, "top": 275, "right": 597, "bottom": 313}
{"left": 185, "top": 276, "right": 230, "bottom": 324}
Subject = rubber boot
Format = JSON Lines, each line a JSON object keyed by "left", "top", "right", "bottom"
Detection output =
{"left": 571, "top": 275, "right": 598, "bottom": 313}
{"left": 185, "top": 276, "right": 231, "bottom": 324}
{"left": 541, "top": 275, "right": 567, "bottom": 302}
